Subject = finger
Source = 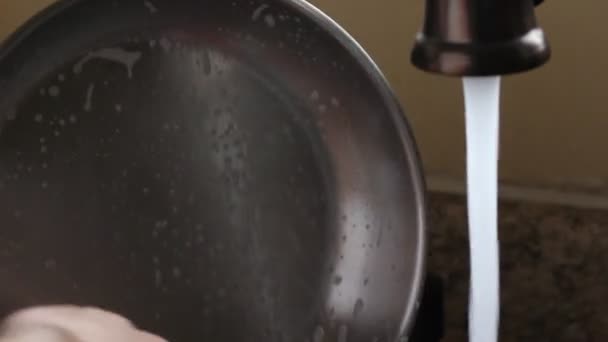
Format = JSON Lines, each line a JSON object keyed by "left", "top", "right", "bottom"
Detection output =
{"left": 133, "top": 329, "right": 168, "bottom": 342}
{"left": 79, "top": 307, "right": 133, "bottom": 328}
{"left": 0, "top": 322, "right": 78, "bottom": 342}
{"left": 1, "top": 306, "right": 164, "bottom": 342}
{"left": 2, "top": 306, "right": 136, "bottom": 342}
{"left": 2, "top": 306, "right": 81, "bottom": 329}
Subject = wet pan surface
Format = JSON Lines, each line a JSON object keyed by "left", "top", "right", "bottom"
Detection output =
{"left": 0, "top": 1, "right": 426, "bottom": 342}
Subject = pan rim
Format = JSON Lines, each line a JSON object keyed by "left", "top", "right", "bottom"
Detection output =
{"left": 282, "top": 2, "right": 428, "bottom": 339}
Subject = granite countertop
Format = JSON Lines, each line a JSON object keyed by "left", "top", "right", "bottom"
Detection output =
{"left": 428, "top": 193, "right": 608, "bottom": 342}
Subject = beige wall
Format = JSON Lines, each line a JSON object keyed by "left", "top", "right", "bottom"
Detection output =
{"left": 312, "top": 0, "right": 608, "bottom": 191}
{"left": 2, "top": 0, "right": 606, "bottom": 190}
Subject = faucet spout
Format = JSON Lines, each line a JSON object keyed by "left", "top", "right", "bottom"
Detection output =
{"left": 411, "top": 0, "right": 550, "bottom": 76}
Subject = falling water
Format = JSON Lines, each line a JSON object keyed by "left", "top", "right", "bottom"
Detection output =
{"left": 462, "top": 76, "right": 501, "bottom": 342}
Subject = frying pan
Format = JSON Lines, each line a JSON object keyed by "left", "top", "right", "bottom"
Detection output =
{"left": 0, "top": 1, "right": 427, "bottom": 342}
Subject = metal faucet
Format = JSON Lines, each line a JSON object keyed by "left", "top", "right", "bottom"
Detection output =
{"left": 411, "top": 0, "right": 550, "bottom": 76}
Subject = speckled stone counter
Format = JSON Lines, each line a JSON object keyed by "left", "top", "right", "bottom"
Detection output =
{"left": 428, "top": 193, "right": 608, "bottom": 342}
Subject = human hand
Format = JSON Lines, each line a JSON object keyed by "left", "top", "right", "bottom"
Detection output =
{"left": 0, "top": 305, "right": 166, "bottom": 342}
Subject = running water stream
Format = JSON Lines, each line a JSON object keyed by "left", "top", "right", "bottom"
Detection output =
{"left": 462, "top": 76, "right": 502, "bottom": 342}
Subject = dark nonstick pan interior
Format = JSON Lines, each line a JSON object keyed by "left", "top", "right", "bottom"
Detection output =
{"left": 0, "top": 1, "right": 426, "bottom": 342}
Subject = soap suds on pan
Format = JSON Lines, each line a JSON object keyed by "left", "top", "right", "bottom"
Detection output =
{"left": 264, "top": 14, "right": 276, "bottom": 27}
{"left": 252, "top": 4, "right": 269, "bottom": 21}
{"left": 73, "top": 48, "right": 142, "bottom": 79}
{"left": 84, "top": 83, "right": 95, "bottom": 112}
{"left": 144, "top": 0, "right": 158, "bottom": 13}
{"left": 48, "top": 85, "right": 60, "bottom": 97}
